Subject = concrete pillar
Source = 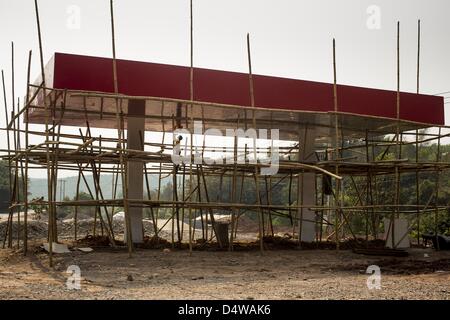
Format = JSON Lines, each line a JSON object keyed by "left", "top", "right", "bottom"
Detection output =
{"left": 297, "top": 128, "right": 317, "bottom": 242}
{"left": 124, "top": 99, "right": 145, "bottom": 244}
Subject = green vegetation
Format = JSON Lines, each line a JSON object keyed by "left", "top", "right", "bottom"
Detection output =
{"left": 1, "top": 139, "right": 449, "bottom": 238}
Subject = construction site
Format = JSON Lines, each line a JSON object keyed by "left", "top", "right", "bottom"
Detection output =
{"left": 0, "top": 0, "right": 449, "bottom": 300}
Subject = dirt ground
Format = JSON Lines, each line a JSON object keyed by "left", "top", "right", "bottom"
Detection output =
{"left": 0, "top": 245, "right": 449, "bottom": 300}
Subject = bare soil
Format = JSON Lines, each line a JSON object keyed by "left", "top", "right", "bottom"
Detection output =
{"left": 0, "top": 245, "right": 449, "bottom": 300}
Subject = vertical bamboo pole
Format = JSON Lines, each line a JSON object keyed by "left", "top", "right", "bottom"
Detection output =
{"left": 171, "top": 116, "right": 176, "bottom": 248}
{"left": 1, "top": 72, "right": 11, "bottom": 206}
{"left": 434, "top": 127, "right": 441, "bottom": 250}
{"left": 11, "top": 42, "right": 22, "bottom": 250}
{"left": 195, "top": 165, "right": 205, "bottom": 239}
{"left": 415, "top": 19, "right": 421, "bottom": 246}
{"left": 188, "top": 0, "right": 195, "bottom": 255}
{"left": 1, "top": 70, "right": 12, "bottom": 249}
{"left": 298, "top": 125, "right": 308, "bottom": 246}
{"left": 11, "top": 43, "right": 15, "bottom": 134}
{"left": 200, "top": 107, "right": 208, "bottom": 240}
{"left": 416, "top": 20, "right": 421, "bottom": 95}
{"left": 155, "top": 101, "right": 166, "bottom": 243}
{"left": 415, "top": 129, "right": 420, "bottom": 245}
{"left": 181, "top": 164, "right": 186, "bottom": 241}
{"left": 140, "top": 132, "right": 158, "bottom": 237}
{"left": 110, "top": 0, "right": 132, "bottom": 256}
{"left": 365, "top": 130, "right": 370, "bottom": 246}
{"left": 392, "top": 21, "right": 401, "bottom": 248}
{"left": 50, "top": 98, "right": 60, "bottom": 243}
{"left": 298, "top": 170, "right": 304, "bottom": 246}
{"left": 268, "top": 173, "right": 273, "bottom": 236}
{"left": 198, "top": 164, "right": 220, "bottom": 245}
{"left": 319, "top": 173, "right": 324, "bottom": 242}
{"left": 229, "top": 115, "right": 240, "bottom": 251}
{"left": 74, "top": 169, "right": 81, "bottom": 241}
{"left": 34, "top": 0, "right": 54, "bottom": 266}
{"left": 332, "top": 38, "right": 340, "bottom": 250}
{"left": 99, "top": 136, "right": 104, "bottom": 237}
{"left": 23, "top": 50, "right": 32, "bottom": 255}
{"left": 247, "top": 33, "right": 264, "bottom": 253}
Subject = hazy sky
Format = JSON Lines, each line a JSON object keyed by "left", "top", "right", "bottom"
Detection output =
{"left": 0, "top": 0, "right": 449, "bottom": 177}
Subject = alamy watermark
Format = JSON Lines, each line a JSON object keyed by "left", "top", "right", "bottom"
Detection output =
{"left": 66, "top": 5, "right": 81, "bottom": 30}
{"left": 366, "top": 265, "right": 381, "bottom": 290}
{"left": 171, "top": 121, "right": 279, "bottom": 175}
{"left": 66, "top": 265, "right": 81, "bottom": 290}
{"left": 366, "top": 5, "right": 381, "bottom": 30}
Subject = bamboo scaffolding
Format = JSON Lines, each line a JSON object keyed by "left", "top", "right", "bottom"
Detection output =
{"left": 1, "top": 4, "right": 448, "bottom": 259}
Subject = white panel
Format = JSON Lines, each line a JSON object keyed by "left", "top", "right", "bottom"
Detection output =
{"left": 384, "top": 218, "right": 410, "bottom": 248}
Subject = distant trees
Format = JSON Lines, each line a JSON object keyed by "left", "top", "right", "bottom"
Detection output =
{"left": 0, "top": 160, "right": 29, "bottom": 213}
{"left": 1, "top": 140, "right": 449, "bottom": 237}
{"left": 0, "top": 161, "right": 11, "bottom": 212}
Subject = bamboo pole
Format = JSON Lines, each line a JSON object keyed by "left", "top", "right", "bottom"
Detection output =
{"left": 246, "top": 33, "right": 264, "bottom": 253}
{"left": 416, "top": 19, "right": 421, "bottom": 95}
{"left": 415, "top": 19, "right": 421, "bottom": 246}
{"left": 434, "top": 127, "right": 441, "bottom": 250}
{"left": 34, "top": 0, "right": 54, "bottom": 266}
{"left": 1, "top": 69, "right": 13, "bottom": 249}
{"left": 140, "top": 131, "right": 158, "bottom": 238}
{"left": 74, "top": 167, "right": 81, "bottom": 240}
{"left": 229, "top": 115, "right": 240, "bottom": 251}
{"left": 11, "top": 43, "right": 22, "bottom": 250}
{"left": 188, "top": 0, "right": 194, "bottom": 255}
{"left": 155, "top": 101, "right": 166, "bottom": 244}
{"left": 23, "top": 50, "right": 32, "bottom": 254}
{"left": 332, "top": 38, "right": 340, "bottom": 250}
{"left": 110, "top": 0, "right": 132, "bottom": 256}
{"left": 392, "top": 21, "right": 401, "bottom": 248}
{"left": 13, "top": 86, "right": 24, "bottom": 248}
{"left": 171, "top": 116, "right": 177, "bottom": 247}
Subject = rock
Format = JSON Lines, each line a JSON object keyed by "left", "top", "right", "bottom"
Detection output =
{"left": 227, "top": 259, "right": 240, "bottom": 266}
{"left": 191, "top": 276, "right": 204, "bottom": 280}
{"left": 127, "top": 274, "right": 134, "bottom": 281}
{"left": 163, "top": 248, "right": 171, "bottom": 253}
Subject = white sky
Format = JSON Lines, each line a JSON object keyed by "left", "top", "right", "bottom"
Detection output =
{"left": 0, "top": 0, "right": 449, "bottom": 178}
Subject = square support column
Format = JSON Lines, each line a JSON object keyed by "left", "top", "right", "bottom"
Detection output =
{"left": 297, "top": 127, "right": 317, "bottom": 242}
{"left": 124, "top": 99, "right": 146, "bottom": 244}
